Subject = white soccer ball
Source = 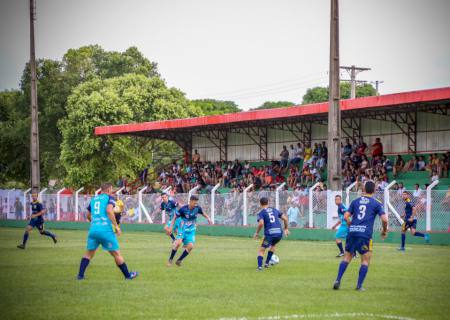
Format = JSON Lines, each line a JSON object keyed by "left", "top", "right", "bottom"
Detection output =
{"left": 269, "top": 254, "right": 280, "bottom": 265}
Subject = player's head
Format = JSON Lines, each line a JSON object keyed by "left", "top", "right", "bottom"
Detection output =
{"left": 402, "top": 191, "right": 410, "bottom": 201}
{"left": 161, "top": 193, "right": 169, "bottom": 202}
{"left": 101, "top": 182, "right": 113, "bottom": 195}
{"left": 259, "top": 197, "right": 269, "bottom": 208}
{"left": 189, "top": 195, "right": 198, "bottom": 208}
{"left": 31, "top": 193, "right": 38, "bottom": 202}
{"left": 363, "top": 181, "right": 375, "bottom": 195}
{"left": 335, "top": 194, "right": 342, "bottom": 205}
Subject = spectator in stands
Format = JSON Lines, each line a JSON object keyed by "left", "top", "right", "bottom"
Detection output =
{"left": 403, "top": 156, "right": 418, "bottom": 172}
{"left": 192, "top": 149, "right": 201, "bottom": 163}
{"left": 304, "top": 143, "right": 312, "bottom": 164}
{"left": 295, "top": 142, "right": 304, "bottom": 164}
{"left": 397, "top": 182, "right": 405, "bottom": 195}
{"left": 442, "top": 153, "right": 449, "bottom": 178}
{"left": 371, "top": 137, "right": 383, "bottom": 158}
{"left": 393, "top": 155, "right": 405, "bottom": 178}
{"left": 280, "top": 145, "right": 289, "bottom": 169}
{"left": 413, "top": 184, "right": 423, "bottom": 199}
{"left": 382, "top": 155, "right": 393, "bottom": 171}
{"left": 289, "top": 144, "right": 298, "bottom": 166}
{"left": 301, "top": 164, "right": 312, "bottom": 185}
{"left": 343, "top": 138, "right": 353, "bottom": 158}
{"left": 431, "top": 170, "right": 439, "bottom": 182}
{"left": 14, "top": 198, "right": 23, "bottom": 220}
{"left": 357, "top": 137, "right": 367, "bottom": 156}
{"left": 321, "top": 141, "right": 328, "bottom": 159}
{"left": 417, "top": 156, "right": 426, "bottom": 171}
{"left": 287, "top": 200, "right": 300, "bottom": 227}
{"left": 442, "top": 186, "right": 450, "bottom": 210}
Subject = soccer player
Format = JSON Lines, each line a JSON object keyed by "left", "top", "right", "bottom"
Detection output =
{"left": 161, "top": 193, "right": 179, "bottom": 242}
{"left": 167, "top": 195, "right": 212, "bottom": 267}
{"left": 113, "top": 195, "right": 125, "bottom": 228}
{"left": 398, "top": 191, "right": 430, "bottom": 251}
{"left": 331, "top": 195, "right": 348, "bottom": 257}
{"left": 17, "top": 193, "right": 57, "bottom": 249}
{"left": 333, "top": 181, "right": 388, "bottom": 291}
{"left": 77, "top": 183, "right": 138, "bottom": 280}
{"left": 253, "top": 197, "right": 289, "bottom": 271}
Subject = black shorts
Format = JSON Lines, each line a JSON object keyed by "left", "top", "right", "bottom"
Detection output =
{"left": 115, "top": 213, "right": 122, "bottom": 225}
{"left": 345, "top": 236, "right": 372, "bottom": 255}
{"left": 261, "top": 235, "right": 282, "bottom": 248}
{"left": 402, "top": 220, "right": 417, "bottom": 231}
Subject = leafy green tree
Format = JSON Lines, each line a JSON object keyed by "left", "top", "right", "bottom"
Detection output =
{"left": 59, "top": 74, "right": 198, "bottom": 188}
{"left": 189, "top": 99, "right": 240, "bottom": 115}
{"left": 302, "top": 82, "right": 376, "bottom": 104}
{"left": 253, "top": 101, "right": 295, "bottom": 110}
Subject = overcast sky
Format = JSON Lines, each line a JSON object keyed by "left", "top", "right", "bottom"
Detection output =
{"left": 1, "top": 0, "right": 449, "bottom": 110}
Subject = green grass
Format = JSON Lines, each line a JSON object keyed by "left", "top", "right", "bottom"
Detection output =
{"left": 0, "top": 227, "right": 449, "bottom": 320}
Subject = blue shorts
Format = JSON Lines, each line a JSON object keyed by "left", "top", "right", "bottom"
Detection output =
{"left": 28, "top": 219, "right": 44, "bottom": 231}
{"left": 177, "top": 228, "right": 196, "bottom": 246}
{"left": 402, "top": 220, "right": 417, "bottom": 231}
{"left": 87, "top": 230, "right": 119, "bottom": 251}
{"left": 345, "top": 236, "right": 372, "bottom": 255}
{"left": 335, "top": 226, "right": 348, "bottom": 239}
{"left": 261, "top": 235, "right": 282, "bottom": 248}
{"left": 166, "top": 217, "right": 181, "bottom": 233}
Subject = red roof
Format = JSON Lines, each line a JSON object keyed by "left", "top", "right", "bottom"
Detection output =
{"left": 95, "top": 87, "right": 450, "bottom": 136}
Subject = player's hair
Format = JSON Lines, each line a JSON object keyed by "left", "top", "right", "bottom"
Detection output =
{"left": 364, "top": 181, "right": 375, "bottom": 194}
{"left": 260, "top": 197, "right": 269, "bottom": 205}
{"left": 190, "top": 195, "right": 199, "bottom": 201}
{"left": 161, "top": 192, "right": 168, "bottom": 197}
{"left": 101, "top": 182, "right": 113, "bottom": 191}
{"left": 335, "top": 194, "right": 342, "bottom": 199}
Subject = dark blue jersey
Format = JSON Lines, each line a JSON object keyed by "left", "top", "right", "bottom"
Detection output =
{"left": 404, "top": 200, "right": 414, "bottom": 220}
{"left": 348, "top": 196, "right": 385, "bottom": 239}
{"left": 30, "top": 201, "right": 45, "bottom": 222}
{"left": 160, "top": 199, "right": 178, "bottom": 220}
{"left": 177, "top": 205, "right": 204, "bottom": 231}
{"left": 257, "top": 207, "right": 283, "bottom": 237}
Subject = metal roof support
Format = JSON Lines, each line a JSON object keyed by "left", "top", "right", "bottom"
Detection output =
{"left": 259, "top": 127, "right": 268, "bottom": 160}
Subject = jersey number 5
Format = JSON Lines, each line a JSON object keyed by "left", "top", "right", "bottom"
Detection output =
{"left": 268, "top": 212, "right": 275, "bottom": 223}
{"left": 358, "top": 205, "right": 366, "bottom": 220}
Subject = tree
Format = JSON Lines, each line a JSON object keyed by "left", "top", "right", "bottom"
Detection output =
{"left": 301, "top": 82, "right": 376, "bottom": 104}
{"left": 253, "top": 101, "right": 296, "bottom": 110}
{"left": 189, "top": 99, "right": 240, "bottom": 115}
{"left": 59, "top": 74, "right": 198, "bottom": 188}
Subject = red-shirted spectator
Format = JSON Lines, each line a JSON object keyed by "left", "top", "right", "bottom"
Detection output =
{"left": 372, "top": 138, "right": 383, "bottom": 157}
{"left": 357, "top": 138, "right": 367, "bottom": 156}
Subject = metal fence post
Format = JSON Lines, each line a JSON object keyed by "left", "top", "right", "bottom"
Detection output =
{"left": 345, "top": 181, "right": 357, "bottom": 207}
{"left": 7, "top": 189, "right": 13, "bottom": 219}
{"left": 426, "top": 180, "right": 439, "bottom": 232}
{"left": 308, "top": 182, "right": 321, "bottom": 228}
{"left": 243, "top": 184, "right": 254, "bottom": 226}
{"left": 275, "top": 182, "right": 286, "bottom": 210}
{"left": 210, "top": 183, "right": 220, "bottom": 224}
{"left": 56, "top": 187, "right": 65, "bottom": 221}
{"left": 38, "top": 188, "right": 47, "bottom": 202}
{"left": 384, "top": 180, "right": 404, "bottom": 224}
{"left": 115, "top": 187, "right": 125, "bottom": 196}
{"left": 23, "top": 188, "right": 31, "bottom": 219}
{"left": 75, "top": 187, "right": 84, "bottom": 221}
{"left": 94, "top": 188, "right": 101, "bottom": 196}
{"left": 138, "top": 186, "right": 153, "bottom": 223}
{"left": 188, "top": 185, "right": 200, "bottom": 202}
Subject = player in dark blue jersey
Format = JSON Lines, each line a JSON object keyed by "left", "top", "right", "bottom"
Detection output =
{"left": 333, "top": 181, "right": 388, "bottom": 291}
{"left": 160, "top": 193, "right": 179, "bottom": 242}
{"left": 17, "top": 193, "right": 57, "bottom": 249}
{"left": 77, "top": 183, "right": 138, "bottom": 280}
{"left": 331, "top": 195, "right": 348, "bottom": 257}
{"left": 167, "top": 195, "right": 212, "bottom": 267}
{"left": 398, "top": 191, "right": 430, "bottom": 251}
{"left": 253, "top": 197, "right": 289, "bottom": 271}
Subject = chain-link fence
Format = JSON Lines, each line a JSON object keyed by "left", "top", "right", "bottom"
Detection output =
{"left": 1, "top": 187, "right": 449, "bottom": 232}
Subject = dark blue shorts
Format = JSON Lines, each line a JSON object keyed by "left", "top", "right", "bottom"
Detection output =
{"left": 28, "top": 219, "right": 44, "bottom": 231}
{"left": 261, "top": 235, "right": 282, "bottom": 248}
{"left": 402, "top": 220, "right": 417, "bottom": 231}
{"left": 345, "top": 236, "right": 373, "bottom": 255}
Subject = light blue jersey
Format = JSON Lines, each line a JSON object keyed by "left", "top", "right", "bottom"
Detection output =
{"left": 337, "top": 203, "right": 348, "bottom": 227}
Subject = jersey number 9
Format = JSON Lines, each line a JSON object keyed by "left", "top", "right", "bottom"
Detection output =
{"left": 93, "top": 202, "right": 100, "bottom": 215}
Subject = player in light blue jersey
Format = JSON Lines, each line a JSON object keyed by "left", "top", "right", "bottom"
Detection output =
{"left": 333, "top": 181, "right": 388, "bottom": 291}
{"left": 167, "top": 195, "right": 212, "bottom": 267}
{"left": 77, "top": 183, "right": 138, "bottom": 280}
{"left": 331, "top": 195, "right": 348, "bottom": 257}
{"left": 161, "top": 193, "right": 180, "bottom": 242}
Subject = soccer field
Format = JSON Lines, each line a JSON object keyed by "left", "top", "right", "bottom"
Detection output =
{"left": 0, "top": 227, "right": 449, "bottom": 320}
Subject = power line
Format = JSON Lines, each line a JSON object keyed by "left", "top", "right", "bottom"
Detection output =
{"left": 340, "top": 65, "right": 371, "bottom": 99}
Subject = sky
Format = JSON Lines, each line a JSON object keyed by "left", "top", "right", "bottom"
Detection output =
{"left": 0, "top": 0, "right": 449, "bottom": 110}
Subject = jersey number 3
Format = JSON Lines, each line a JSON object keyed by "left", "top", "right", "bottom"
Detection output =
{"left": 358, "top": 205, "right": 366, "bottom": 220}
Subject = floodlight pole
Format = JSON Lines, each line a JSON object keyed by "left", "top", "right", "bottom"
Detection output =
{"left": 327, "top": 0, "right": 342, "bottom": 192}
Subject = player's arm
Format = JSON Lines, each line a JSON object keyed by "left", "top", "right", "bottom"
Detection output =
{"left": 331, "top": 219, "right": 341, "bottom": 230}
{"left": 31, "top": 205, "right": 47, "bottom": 219}
{"left": 168, "top": 211, "right": 178, "bottom": 233}
{"left": 86, "top": 210, "right": 92, "bottom": 222}
{"left": 344, "top": 211, "right": 352, "bottom": 226}
{"left": 410, "top": 205, "right": 417, "bottom": 221}
{"left": 201, "top": 212, "right": 213, "bottom": 225}
{"left": 254, "top": 219, "right": 264, "bottom": 239}
{"left": 281, "top": 213, "right": 290, "bottom": 236}
{"left": 106, "top": 204, "right": 121, "bottom": 235}
{"left": 380, "top": 213, "right": 388, "bottom": 239}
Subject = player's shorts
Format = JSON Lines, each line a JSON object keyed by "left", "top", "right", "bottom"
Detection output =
{"left": 87, "top": 230, "right": 119, "bottom": 251}
{"left": 177, "top": 227, "right": 196, "bottom": 246}
{"left": 28, "top": 219, "right": 44, "bottom": 231}
{"left": 335, "top": 226, "right": 348, "bottom": 239}
{"left": 402, "top": 219, "right": 417, "bottom": 231}
{"left": 261, "top": 235, "right": 282, "bottom": 248}
{"left": 115, "top": 213, "right": 122, "bottom": 225}
{"left": 345, "top": 236, "right": 373, "bottom": 255}
{"left": 165, "top": 217, "right": 181, "bottom": 232}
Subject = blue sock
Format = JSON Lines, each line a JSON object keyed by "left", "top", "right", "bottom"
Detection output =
{"left": 337, "top": 242, "right": 344, "bottom": 254}
{"left": 42, "top": 230, "right": 55, "bottom": 239}
{"left": 414, "top": 232, "right": 425, "bottom": 238}
{"left": 177, "top": 250, "right": 189, "bottom": 262}
{"left": 118, "top": 262, "right": 131, "bottom": 278}
{"left": 336, "top": 261, "right": 349, "bottom": 282}
{"left": 357, "top": 265, "right": 369, "bottom": 289}
{"left": 265, "top": 251, "right": 274, "bottom": 265}
{"left": 257, "top": 256, "right": 263, "bottom": 268}
{"left": 169, "top": 249, "right": 177, "bottom": 261}
{"left": 22, "top": 232, "right": 29, "bottom": 246}
{"left": 170, "top": 234, "right": 175, "bottom": 241}
{"left": 401, "top": 233, "right": 406, "bottom": 248}
{"left": 78, "top": 257, "right": 90, "bottom": 278}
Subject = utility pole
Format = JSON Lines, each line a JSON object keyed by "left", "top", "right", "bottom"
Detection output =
{"left": 29, "top": 0, "right": 40, "bottom": 194}
{"left": 328, "top": 0, "right": 341, "bottom": 191}
{"left": 372, "top": 80, "right": 384, "bottom": 95}
{"left": 340, "top": 65, "right": 371, "bottom": 99}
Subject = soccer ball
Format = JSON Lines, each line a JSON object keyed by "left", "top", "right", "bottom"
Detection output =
{"left": 269, "top": 254, "right": 280, "bottom": 265}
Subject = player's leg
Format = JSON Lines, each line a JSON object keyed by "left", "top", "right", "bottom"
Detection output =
{"left": 399, "top": 223, "right": 407, "bottom": 250}
{"left": 168, "top": 237, "right": 183, "bottom": 266}
{"left": 257, "top": 237, "right": 270, "bottom": 270}
{"left": 38, "top": 223, "right": 57, "bottom": 244}
{"left": 175, "top": 233, "right": 195, "bottom": 266}
{"left": 109, "top": 250, "right": 138, "bottom": 279}
{"left": 77, "top": 249, "right": 96, "bottom": 279}
{"left": 18, "top": 224, "right": 33, "bottom": 249}
{"left": 356, "top": 250, "right": 372, "bottom": 291}
{"left": 335, "top": 238, "right": 344, "bottom": 257}
{"left": 333, "top": 238, "right": 354, "bottom": 289}
{"left": 410, "top": 224, "right": 429, "bottom": 242}
{"left": 265, "top": 237, "right": 281, "bottom": 267}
